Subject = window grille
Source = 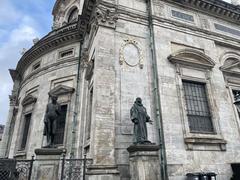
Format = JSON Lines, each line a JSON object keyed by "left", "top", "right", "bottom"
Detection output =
{"left": 20, "top": 113, "right": 31, "bottom": 150}
{"left": 54, "top": 105, "right": 67, "bottom": 145}
{"left": 183, "top": 81, "right": 214, "bottom": 133}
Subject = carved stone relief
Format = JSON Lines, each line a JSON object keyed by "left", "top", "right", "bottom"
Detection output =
{"left": 153, "top": 3, "right": 165, "bottom": 17}
{"left": 220, "top": 58, "right": 240, "bottom": 75}
{"left": 119, "top": 38, "right": 144, "bottom": 69}
{"left": 94, "top": 6, "right": 118, "bottom": 28}
{"left": 199, "top": 16, "right": 210, "bottom": 30}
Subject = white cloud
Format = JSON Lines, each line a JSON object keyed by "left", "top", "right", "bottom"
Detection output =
{"left": 0, "top": 0, "right": 21, "bottom": 26}
{"left": 0, "top": 14, "right": 40, "bottom": 124}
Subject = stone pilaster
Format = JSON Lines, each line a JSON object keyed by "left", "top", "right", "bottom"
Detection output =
{"left": 87, "top": 6, "right": 120, "bottom": 179}
{"left": 127, "top": 144, "right": 161, "bottom": 180}
{"left": 0, "top": 95, "right": 17, "bottom": 158}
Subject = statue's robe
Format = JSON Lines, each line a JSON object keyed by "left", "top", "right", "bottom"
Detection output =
{"left": 130, "top": 102, "right": 150, "bottom": 144}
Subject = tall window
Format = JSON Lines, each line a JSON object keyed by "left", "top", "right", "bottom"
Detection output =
{"left": 20, "top": 113, "right": 32, "bottom": 150}
{"left": 53, "top": 104, "right": 67, "bottom": 145}
{"left": 183, "top": 81, "right": 214, "bottom": 133}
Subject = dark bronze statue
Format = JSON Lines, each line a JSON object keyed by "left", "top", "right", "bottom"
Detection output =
{"left": 130, "top": 97, "right": 152, "bottom": 144}
{"left": 43, "top": 94, "right": 61, "bottom": 148}
{"left": 234, "top": 92, "right": 240, "bottom": 116}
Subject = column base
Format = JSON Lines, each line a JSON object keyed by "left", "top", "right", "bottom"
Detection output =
{"left": 87, "top": 165, "right": 120, "bottom": 180}
{"left": 127, "top": 144, "right": 161, "bottom": 180}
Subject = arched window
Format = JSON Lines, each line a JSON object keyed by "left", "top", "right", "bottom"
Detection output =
{"left": 68, "top": 8, "right": 78, "bottom": 23}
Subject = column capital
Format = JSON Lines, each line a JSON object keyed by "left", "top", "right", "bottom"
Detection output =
{"left": 94, "top": 5, "right": 118, "bottom": 29}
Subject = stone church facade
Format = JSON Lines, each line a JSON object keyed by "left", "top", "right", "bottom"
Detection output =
{"left": 1, "top": 0, "right": 240, "bottom": 179}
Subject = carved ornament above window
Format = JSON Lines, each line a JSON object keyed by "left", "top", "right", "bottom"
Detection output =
{"left": 22, "top": 95, "right": 37, "bottom": 107}
{"left": 168, "top": 49, "right": 215, "bottom": 69}
{"left": 49, "top": 85, "right": 75, "bottom": 97}
{"left": 220, "top": 57, "right": 240, "bottom": 76}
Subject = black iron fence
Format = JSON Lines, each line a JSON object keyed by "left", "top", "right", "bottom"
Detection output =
{"left": 0, "top": 154, "right": 92, "bottom": 180}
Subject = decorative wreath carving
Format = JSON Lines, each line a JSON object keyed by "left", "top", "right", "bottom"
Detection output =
{"left": 119, "top": 38, "right": 144, "bottom": 69}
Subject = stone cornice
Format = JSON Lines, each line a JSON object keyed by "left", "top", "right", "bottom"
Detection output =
{"left": 20, "top": 58, "right": 78, "bottom": 91}
{"left": 78, "top": 0, "right": 96, "bottom": 39}
{"left": 15, "top": 23, "right": 80, "bottom": 78}
{"left": 167, "top": 0, "right": 240, "bottom": 24}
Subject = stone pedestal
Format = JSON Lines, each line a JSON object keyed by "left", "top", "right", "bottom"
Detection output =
{"left": 127, "top": 144, "right": 161, "bottom": 180}
{"left": 33, "top": 148, "right": 65, "bottom": 180}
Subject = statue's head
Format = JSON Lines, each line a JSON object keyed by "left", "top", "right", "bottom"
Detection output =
{"left": 52, "top": 95, "right": 58, "bottom": 101}
{"left": 49, "top": 93, "right": 58, "bottom": 103}
{"left": 136, "top": 97, "right": 142, "bottom": 104}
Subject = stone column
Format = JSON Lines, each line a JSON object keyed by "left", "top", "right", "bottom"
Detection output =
{"left": 127, "top": 144, "right": 161, "bottom": 180}
{"left": 0, "top": 95, "right": 17, "bottom": 158}
{"left": 86, "top": 5, "right": 120, "bottom": 180}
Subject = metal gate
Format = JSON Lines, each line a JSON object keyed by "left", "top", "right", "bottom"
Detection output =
{"left": 0, "top": 155, "right": 92, "bottom": 180}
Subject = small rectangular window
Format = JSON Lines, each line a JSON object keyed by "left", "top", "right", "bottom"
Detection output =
{"left": 53, "top": 104, "right": 67, "bottom": 145}
{"left": 20, "top": 113, "right": 31, "bottom": 150}
{"left": 59, "top": 49, "right": 74, "bottom": 59}
{"left": 32, "top": 62, "right": 41, "bottom": 71}
{"left": 171, "top": 10, "right": 194, "bottom": 22}
{"left": 183, "top": 81, "right": 214, "bottom": 133}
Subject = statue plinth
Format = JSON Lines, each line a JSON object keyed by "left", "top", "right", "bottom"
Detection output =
{"left": 33, "top": 148, "right": 66, "bottom": 180}
{"left": 127, "top": 144, "right": 161, "bottom": 180}
{"left": 35, "top": 148, "right": 66, "bottom": 156}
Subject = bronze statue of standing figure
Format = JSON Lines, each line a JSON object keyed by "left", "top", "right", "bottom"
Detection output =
{"left": 43, "top": 94, "right": 61, "bottom": 148}
{"left": 130, "top": 97, "right": 152, "bottom": 144}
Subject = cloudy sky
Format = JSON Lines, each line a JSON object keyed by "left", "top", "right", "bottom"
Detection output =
{"left": 0, "top": 0, "right": 55, "bottom": 125}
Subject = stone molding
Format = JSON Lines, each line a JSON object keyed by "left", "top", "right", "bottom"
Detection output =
{"left": 167, "top": 0, "right": 240, "bottom": 24}
{"left": 94, "top": 6, "right": 118, "bottom": 28}
{"left": 87, "top": 165, "right": 120, "bottom": 175}
{"left": 16, "top": 23, "right": 80, "bottom": 78}
{"left": 9, "top": 69, "right": 21, "bottom": 81}
{"left": 20, "top": 58, "right": 78, "bottom": 89}
{"left": 49, "top": 85, "right": 75, "bottom": 97}
{"left": 220, "top": 53, "right": 240, "bottom": 77}
{"left": 119, "top": 38, "right": 144, "bottom": 69}
{"left": 184, "top": 136, "right": 227, "bottom": 151}
{"left": 21, "top": 94, "right": 37, "bottom": 107}
{"left": 35, "top": 148, "right": 66, "bottom": 156}
{"left": 168, "top": 48, "right": 215, "bottom": 69}
{"left": 127, "top": 144, "right": 159, "bottom": 153}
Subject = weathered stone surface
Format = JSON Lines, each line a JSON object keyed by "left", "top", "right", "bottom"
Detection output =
{"left": 32, "top": 148, "right": 64, "bottom": 180}
{"left": 127, "top": 145, "right": 161, "bottom": 180}
{"left": 3, "top": 0, "right": 240, "bottom": 180}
